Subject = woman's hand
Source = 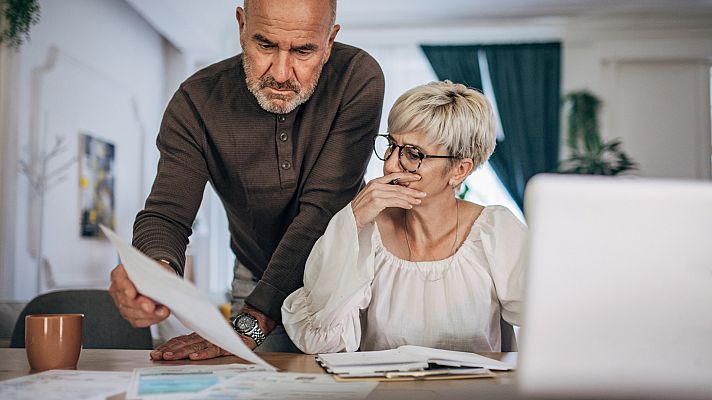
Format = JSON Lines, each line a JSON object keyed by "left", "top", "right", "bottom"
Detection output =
{"left": 351, "top": 173, "right": 426, "bottom": 230}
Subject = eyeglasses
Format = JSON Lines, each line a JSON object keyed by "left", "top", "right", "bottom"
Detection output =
{"left": 373, "top": 134, "right": 458, "bottom": 173}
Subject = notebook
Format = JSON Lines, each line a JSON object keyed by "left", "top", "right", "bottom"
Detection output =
{"left": 316, "top": 345, "right": 513, "bottom": 381}
{"left": 518, "top": 174, "right": 712, "bottom": 399}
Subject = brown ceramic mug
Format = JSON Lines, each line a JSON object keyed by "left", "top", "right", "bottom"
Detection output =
{"left": 25, "top": 314, "right": 84, "bottom": 371}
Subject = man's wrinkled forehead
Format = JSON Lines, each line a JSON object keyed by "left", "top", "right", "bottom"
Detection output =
{"left": 243, "top": 0, "right": 336, "bottom": 30}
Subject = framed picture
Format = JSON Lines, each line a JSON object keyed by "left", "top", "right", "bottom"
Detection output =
{"left": 79, "top": 133, "right": 115, "bottom": 238}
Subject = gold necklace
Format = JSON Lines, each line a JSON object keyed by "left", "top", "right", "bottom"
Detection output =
{"left": 404, "top": 200, "right": 459, "bottom": 282}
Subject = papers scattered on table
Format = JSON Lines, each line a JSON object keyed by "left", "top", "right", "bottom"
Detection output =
{"left": 126, "top": 365, "right": 377, "bottom": 400}
{"left": 126, "top": 364, "right": 268, "bottom": 399}
{"left": 317, "top": 345, "right": 514, "bottom": 381}
{"left": 0, "top": 370, "right": 132, "bottom": 400}
{"left": 101, "top": 225, "right": 273, "bottom": 370}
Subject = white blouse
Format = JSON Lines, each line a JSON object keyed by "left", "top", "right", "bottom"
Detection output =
{"left": 281, "top": 203, "right": 527, "bottom": 354}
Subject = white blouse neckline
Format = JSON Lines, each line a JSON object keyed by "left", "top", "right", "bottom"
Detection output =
{"left": 372, "top": 205, "right": 492, "bottom": 268}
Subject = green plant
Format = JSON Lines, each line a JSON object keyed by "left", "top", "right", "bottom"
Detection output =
{"left": 0, "top": 0, "right": 40, "bottom": 49}
{"left": 559, "top": 90, "right": 637, "bottom": 175}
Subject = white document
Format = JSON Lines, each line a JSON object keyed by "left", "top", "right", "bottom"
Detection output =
{"left": 126, "top": 364, "right": 269, "bottom": 399}
{"left": 317, "top": 345, "right": 513, "bottom": 376}
{"left": 101, "top": 225, "right": 273, "bottom": 370}
{"left": 0, "top": 370, "right": 131, "bottom": 400}
{"left": 317, "top": 349, "right": 428, "bottom": 374}
{"left": 399, "top": 345, "right": 514, "bottom": 370}
{"left": 196, "top": 371, "right": 378, "bottom": 400}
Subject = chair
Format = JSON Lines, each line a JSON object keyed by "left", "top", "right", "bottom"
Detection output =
{"left": 10, "top": 289, "right": 153, "bottom": 349}
{"left": 500, "top": 317, "right": 518, "bottom": 352}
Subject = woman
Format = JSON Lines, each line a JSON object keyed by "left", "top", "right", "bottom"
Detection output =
{"left": 281, "top": 81, "right": 527, "bottom": 354}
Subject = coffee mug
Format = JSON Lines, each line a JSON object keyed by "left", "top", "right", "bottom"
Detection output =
{"left": 25, "top": 314, "right": 84, "bottom": 371}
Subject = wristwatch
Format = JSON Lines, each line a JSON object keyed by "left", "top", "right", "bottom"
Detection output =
{"left": 232, "top": 312, "right": 266, "bottom": 346}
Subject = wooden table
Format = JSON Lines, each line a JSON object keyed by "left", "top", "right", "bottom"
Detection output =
{"left": 0, "top": 348, "right": 523, "bottom": 399}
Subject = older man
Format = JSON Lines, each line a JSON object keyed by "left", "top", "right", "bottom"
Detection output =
{"left": 108, "top": 0, "right": 384, "bottom": 358}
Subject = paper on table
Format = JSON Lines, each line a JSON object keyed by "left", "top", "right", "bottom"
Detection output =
{"left": 199, "top": 371, "right": 378, "bottom": 400}
{"left": 0, "top": 370, "right": 131, "bottom": 400}
{"left": 399, "top": 345, "right": 514, "bottom": 370}
{"left": 127, "top": 364, "right": 269, "bottom": 399}
{"left": 100, "top": 225, "right": 274, "bottom": 370}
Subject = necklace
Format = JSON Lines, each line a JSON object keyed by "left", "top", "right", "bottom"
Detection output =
{"left": 404, "top": 200, "right": 459, "bottom": 282}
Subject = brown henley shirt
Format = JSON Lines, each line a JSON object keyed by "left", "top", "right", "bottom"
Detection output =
{"left": 132, "top": 42, "right": 385, "bottom": 322}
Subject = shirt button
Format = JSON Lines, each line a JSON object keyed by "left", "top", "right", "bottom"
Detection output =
{"left": 278, "top": 116, "right": 286, "bottom": 122}
{"left": 281, "top": 160, "right": 291, "bottom": 170}
{"left": 279, "top": 132, "right": 288, "bottom": 142}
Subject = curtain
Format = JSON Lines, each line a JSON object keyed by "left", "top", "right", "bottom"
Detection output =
{"left": 421, "top": 45, "right": 483, "bottom": 90}
{"left": 420, "top": 43, "right": 561, "bottom": 210}
{"left": 483, "top": 43, "right": 561, "bottom": 209}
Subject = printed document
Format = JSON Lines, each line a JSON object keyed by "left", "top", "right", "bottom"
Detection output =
{"left": 126, "top": 364, "right": 268, "bottom": 399}
{"left": 317, "top": 345, "right": 514, "bottom": 378}
{"left": 101, "top": 225, "right": 273, "bottom": 369}
{"left": 0, "top": 370, "right": 131, "bottom": 400}
{"left": 126, "top": 365, "right": 377, "bottom": 400}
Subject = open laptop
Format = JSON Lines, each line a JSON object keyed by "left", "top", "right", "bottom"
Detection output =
{"left": 518, "top": 174, "right": 712, "bottom": 399}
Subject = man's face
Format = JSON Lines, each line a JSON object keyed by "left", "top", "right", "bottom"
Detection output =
{"left": 237, "top": 0, "right": 339, "bottom": 114}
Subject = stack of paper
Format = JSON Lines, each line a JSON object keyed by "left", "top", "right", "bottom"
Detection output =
{"left": 317, "top": 345, "right": 514, "bottom": 381}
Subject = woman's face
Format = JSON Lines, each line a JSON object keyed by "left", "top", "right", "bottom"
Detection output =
{"left": 383, "top": 131, "right": 455, "bottom": 199}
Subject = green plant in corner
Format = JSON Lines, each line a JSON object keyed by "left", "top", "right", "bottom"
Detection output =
{"left": 559, "top": 90, "right": 637, "bottom": 175}
{"left": 0, "top": 0, "right": 40, "bottom": 49}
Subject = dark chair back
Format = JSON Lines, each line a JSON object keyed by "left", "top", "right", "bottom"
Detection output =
{"left": 500, "top": 317, "right": 518, "bottom": 352}
{"left": 10, "top": 289, "right": 152, "bottom": 349}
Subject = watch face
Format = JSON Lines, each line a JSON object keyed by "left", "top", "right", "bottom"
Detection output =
{"left": 235, "top": 314, "right": 256, "bottom": 332}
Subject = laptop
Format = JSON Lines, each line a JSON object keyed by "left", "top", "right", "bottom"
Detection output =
{"left": 518, "top": 174, "right": 712, "bottom": 399}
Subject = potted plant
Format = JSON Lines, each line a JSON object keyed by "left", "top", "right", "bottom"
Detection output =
{"left": 559, "top": 90, "right": 637, "bottom": 175}
{"left": 1, "top": 0, "right": 40, "bottom": 49}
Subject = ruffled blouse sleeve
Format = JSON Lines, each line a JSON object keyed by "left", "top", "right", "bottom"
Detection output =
{"left": 281, "top": 203, "right": 375, "bottom": 354}
{"left": 478, "top": 206, "right": 528, "bottom": 326}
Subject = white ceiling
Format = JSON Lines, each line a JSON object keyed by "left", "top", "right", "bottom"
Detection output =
{"left": 126, "top": 0, "right": 712, "bottom": 55}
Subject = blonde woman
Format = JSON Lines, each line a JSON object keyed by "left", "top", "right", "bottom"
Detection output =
{"left": 282, "top": 81, "right": 526, "bottom": 354}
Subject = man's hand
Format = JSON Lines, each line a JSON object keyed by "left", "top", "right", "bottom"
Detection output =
{"left": 109, "top": 264, "right": 171, "bottom": 328}
{"left": 150, "top": 332, "right": 248, "bottom": 360}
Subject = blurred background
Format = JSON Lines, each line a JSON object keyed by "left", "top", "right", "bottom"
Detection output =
{"left": 0, "top": 0, "right": 710, "bottom": 342}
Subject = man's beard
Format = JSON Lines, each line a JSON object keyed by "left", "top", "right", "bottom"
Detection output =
{"left": 243, "top": 52, "right": 324, "bottom": 114}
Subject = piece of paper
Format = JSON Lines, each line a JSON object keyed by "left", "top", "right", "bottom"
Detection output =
{"left": 317, "top": 345, "right": 513, "bottom": 377}
{"left": 196, "top": 371, "right": 378, "bottom": 400}
{"left": 100, "top": 225, "right": 273, "bottom": 370}
{"left": 126, "top": 364, "right": 269, "bottom": 399}
{"left": 0, "top": 370, "right": 131, "bottom": 400}
{"left": 317, "top": 349, "right": 428, "bottom": 374}
{"left": 399, "top": 345, "right": 514, "bottom": 370}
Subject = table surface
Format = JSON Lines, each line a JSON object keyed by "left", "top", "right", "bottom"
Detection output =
{"left": 0, "top": 348, "right": 523, "bottom": 400}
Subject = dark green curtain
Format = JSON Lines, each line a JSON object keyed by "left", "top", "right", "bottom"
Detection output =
{"left": 421, "top": 45, "right": 483, "bottom": 90}
{"left": 483, "top": 43, "right": 560, "bottom": 209}
{"left": 420, "top": 43, "right": 561, "bottom": 210}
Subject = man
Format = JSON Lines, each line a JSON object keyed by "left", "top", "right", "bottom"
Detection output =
{"left": 108, "top": 0, "right": 384, "bottom": 359}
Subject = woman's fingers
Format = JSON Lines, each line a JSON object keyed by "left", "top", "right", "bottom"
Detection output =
{"left": 352, "top": 174, "right": 428, "bottom": 229}
{"left": 373, "top": 172, "right": 421, "bottom": 185}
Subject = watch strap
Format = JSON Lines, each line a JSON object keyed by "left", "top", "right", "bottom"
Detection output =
{"left": 233, "top": 313, "right": 266, "bottom": 346}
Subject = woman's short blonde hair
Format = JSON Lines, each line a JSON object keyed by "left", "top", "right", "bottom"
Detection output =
{"left": 387, "top": 80, "right": 496, "bottom": 170}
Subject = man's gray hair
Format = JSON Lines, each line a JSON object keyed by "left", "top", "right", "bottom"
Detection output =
{"left": 243, "top": 0, "right": 337, "bottom": 28}
{"left": 387, "top": 80, "right": 497, "bottom": 170}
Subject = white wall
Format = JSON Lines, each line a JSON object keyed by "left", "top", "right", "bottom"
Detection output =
{"left": 0, "top": 0, "right": 165, "bottom": 300}
{"left": 563, "top": 19, "right": 712, "bottom": 179}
